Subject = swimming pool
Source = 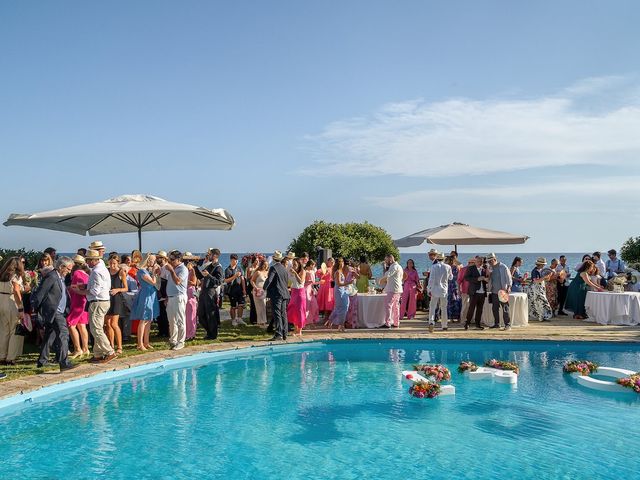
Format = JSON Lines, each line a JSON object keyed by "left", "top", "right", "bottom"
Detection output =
{"left": 1, "top": 339, "right": 639, "bottom": 479}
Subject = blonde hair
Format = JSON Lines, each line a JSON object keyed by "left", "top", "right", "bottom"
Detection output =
{"left": 138, "top": 253, "right": 156, "bottom": 269}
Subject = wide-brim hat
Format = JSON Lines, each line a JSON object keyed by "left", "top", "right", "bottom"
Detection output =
{"left": 436, "top": 253, "right": 445, "bottom": 261}
{"left": 88, "top": 240, "right": 105, "bottom": 250}
{"left": 427, "top": 248, "right": 439, "bottom": 256}
{"left": 84, "top": 249, "right": 102, "bottom": 260}
{"left": 183, "top": 252, "right": 200, "bottom": 261}
{"left": 286, "top": 251, "right": 296, "bottom": 259}
{"left": 486, "top": 253, "right": 497, "bottom": 261}
{"left": 156, "top": 250, "right": 168, "bottom": 259}
{"left": 73, "top": 254, "right": 86, "bottom": 264}
{"left": 535, "top": 257, "right": 547, "bottom": 266}
{"left": 273, "top": 250, "right": 284, "bottom": 261}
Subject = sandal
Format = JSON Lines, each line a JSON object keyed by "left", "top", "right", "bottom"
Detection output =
{"left": 116, "top": 348, "right": 123, "bottom": 355}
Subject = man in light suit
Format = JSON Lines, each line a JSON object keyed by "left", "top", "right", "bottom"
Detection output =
{"left": 31, "top": 257, "right": 77, "bottom": 370}
{"left": 427, "top": 252, "right": 453, "bottom": 332}
{"left": 263, "top": 251, "right": 290, "bottom": 341}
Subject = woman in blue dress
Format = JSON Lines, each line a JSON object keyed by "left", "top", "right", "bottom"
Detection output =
{"left": 510, "top": 257, "right": 525, "bottom": 293}
{"left": 131, "top": 254, "right": 159, "bottom": 351}
{"left": 445, "top": 256, "right": 462, "bottom": 321}
{"left": 330, "top": 257, "right": 351, "bottom": 332}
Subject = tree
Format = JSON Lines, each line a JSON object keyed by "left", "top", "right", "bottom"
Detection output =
{"left": 620, "top": 236, "right": 640, "bottom": 267}
{"left": 288, "top": 221, "right": 399, "bottom": 264}
{"left": 0, "top": 248, "right": 42, "bottom": 270}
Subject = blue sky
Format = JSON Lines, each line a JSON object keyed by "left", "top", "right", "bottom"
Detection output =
{"left": 1, "top": 1, "right": 639, "bottom": 254}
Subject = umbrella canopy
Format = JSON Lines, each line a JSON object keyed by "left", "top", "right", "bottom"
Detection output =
{"left": 4, "top": 194, "right": 235, "bottom": 250}
{"left": 394, "top": 222, "right": 529, "bottom": 248}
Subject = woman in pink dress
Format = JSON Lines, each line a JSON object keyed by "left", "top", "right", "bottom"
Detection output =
{"left": 317, "top": 257, "right": 335, "bottom": 326}
{"left": 304, "top": 260, "right": 319, "bottom": 324}
{"left": 400, "top": 259, "right": 420, "bottom": 319}
{"left": 287, "top": 258, "right": 307, "bottom": 335}
{"left": 67, "top": 255, "right": 90, "bottom": 357}
{"left": 185, "top": 259, "right": 199, "bottom": 340}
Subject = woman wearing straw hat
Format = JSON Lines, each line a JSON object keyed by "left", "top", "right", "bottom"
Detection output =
{"left": 525, "top": 257, "right": 553, "bottom": 321}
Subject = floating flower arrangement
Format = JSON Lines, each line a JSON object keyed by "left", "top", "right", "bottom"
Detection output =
{"left": 616, "top": 372, "right": 640, "bottom": 393}
{"left": 485, "top": 359, "right": 520, "bottom": 375}
{"left": 413, "top": 364, "right": 451, "bottom": 382}
{"left": 562, "top": 360, "right": 599, "bottom": 376}
{"left": 457, "top": 361, "right": 478, "bottom": 373}
{"left": 409, "top": 380, "right": 441, "bottom": 399}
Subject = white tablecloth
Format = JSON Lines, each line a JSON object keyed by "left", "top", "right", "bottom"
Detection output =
{"left": 481, "top": 293, "right": 529, "bottom": 327}
{"left": 357, "top": 293, "right": 387, "bottom": 328}
{"left": 584, "top": 291, "right": 640, "bottom": 326}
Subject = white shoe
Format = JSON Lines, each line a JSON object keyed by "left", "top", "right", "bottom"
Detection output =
{"left": 236, "top": 319, "right": 247, "bottom": 326}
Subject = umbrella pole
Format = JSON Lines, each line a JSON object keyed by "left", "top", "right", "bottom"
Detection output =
{"left": 138, "top": 227, "right": 142, "bottom": 252}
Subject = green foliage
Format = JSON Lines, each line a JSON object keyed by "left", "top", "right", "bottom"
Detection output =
{"left": 288, "top": 220, "right": 399, "bottom": 264}
{"left": 620, "top": 236, "right": 640, "bottom": 267}
{"left": 0, "top": 248, "right": 43, "bottom": 270}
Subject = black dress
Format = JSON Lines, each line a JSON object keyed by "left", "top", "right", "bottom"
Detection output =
{"left": 107, "top": 271, "right": 127, "bottom": 316}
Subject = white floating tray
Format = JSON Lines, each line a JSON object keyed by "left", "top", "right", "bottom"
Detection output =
{"left": 572, "top": 366, "right": 636, "bottom": 393}
{"left": 464, "top": 367, "right": 518, "bottom": 384}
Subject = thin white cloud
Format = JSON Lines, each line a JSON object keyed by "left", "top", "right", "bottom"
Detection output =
{"left": 302, "top": 76, "right": 640, "bottom": 177}
{"left": 368, "top": 176, "right": 640, "bottom": 214}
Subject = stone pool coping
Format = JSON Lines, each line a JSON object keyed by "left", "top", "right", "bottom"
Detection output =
{"left": 1, "top": 316, "right": 638, "bottom": 402}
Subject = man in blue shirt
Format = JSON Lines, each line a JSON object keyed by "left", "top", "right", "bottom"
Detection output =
{"left": 605, "top": 249, "right": 626, "bottom": 280}
{"left": 164, "top": 250, "right": 189, "bottom": 350}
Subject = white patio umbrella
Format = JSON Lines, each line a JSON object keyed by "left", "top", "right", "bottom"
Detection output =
{"left": 4, "top": 194, "right": 235, "bottom": 250}
{"left": 393, "top": 222, "right": 529, "bottom": 251}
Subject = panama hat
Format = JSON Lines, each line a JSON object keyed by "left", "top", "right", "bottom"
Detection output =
{"left": 436, "top": 253, "right": 445, "bottom": 261}
{"left": 88, "top": 240, "right": 105, "bottom": 250}
{"left": 486, "top": 253, "right": 497, "bottom": 261}
{"left": 84, "top": 249, "right": 102, "bottom": 260}
{"left": 286, "top": 251, "right": 296, "bottom": 259}
{"left": 273, "top": 250, "right": 284, "bottom": 261}
{"left": 156, "top": 250, "right": 168, "bottom": 259}
{"left": 73, "top": 254, "right": 85, "bottom": 264}
{"left": 535, "top": 257, "right": 547, "bottom": 266}
{"left": 427, "top": 248, "right": 439, "bottom": 256}
{"left": 183, "top": 252, "right": 200, "bottom": 261}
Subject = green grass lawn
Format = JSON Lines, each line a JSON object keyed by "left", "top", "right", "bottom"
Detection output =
{"left": 0, "top": 320, "right": 272, "bottom": 382}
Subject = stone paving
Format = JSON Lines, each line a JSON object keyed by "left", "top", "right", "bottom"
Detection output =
{"left": 1, "top": 311, "right": 638, "bottom": 401}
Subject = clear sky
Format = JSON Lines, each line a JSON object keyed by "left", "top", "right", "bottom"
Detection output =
{"left": 1, "top": 1, "right": 639, "bottom": 254}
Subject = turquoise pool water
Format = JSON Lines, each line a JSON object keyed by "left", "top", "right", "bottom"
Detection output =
{"left": 1, "top": 340, "right": 639, "bottom": 479}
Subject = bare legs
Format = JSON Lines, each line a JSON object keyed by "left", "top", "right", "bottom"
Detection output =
{"left": 69, "top": 325, "right": 82, "bottom": 357}
{"left": 137, "top": 320, "right": 152, "bottom": 351}
{"left": 77, "top": 324, "right": 89, "bottom": 354}
{"left": 105, "top": 315, "right": 122, "bottom": 354}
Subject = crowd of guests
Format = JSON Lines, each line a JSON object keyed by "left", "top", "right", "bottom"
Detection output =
{"left": 0, "top": 243, "right": 632, "bottom": 372}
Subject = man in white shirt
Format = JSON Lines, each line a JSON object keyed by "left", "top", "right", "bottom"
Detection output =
{"left": 381, "top": 254, "right": 403, "bottom": 328}
{"left": 592, "top": 252, "right": 607, "bottom": 278}
{"left": 164, "top": 250, "right": 189, "bottom": 350}
{"left": 427, "top": 252, "right": 453, "bottom": 332}
{"left": 84, "top": 248, "right": 116, "bottom": 363}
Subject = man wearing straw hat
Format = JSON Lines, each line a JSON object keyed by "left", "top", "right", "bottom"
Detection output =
{"left": 427, "top": 251, "right": 453, "bottom": 332}
{"left": 164, "top": 250, "right": 189, "bottom": 350}
{"left": 84, "top": 248, "right": 116, "bottom": 363}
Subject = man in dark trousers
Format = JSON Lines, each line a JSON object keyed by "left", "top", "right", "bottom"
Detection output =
{"left": 464, "top": 256, "right": 488, "bottom": 330}
{"left": 31, "top": 256, "right": 77, "bottom": 370}
{"left": 263, "top": 251, "right": 290, "bottom": 341}
{"left": 195, "top": 248, "right": 224, "bottom": 339}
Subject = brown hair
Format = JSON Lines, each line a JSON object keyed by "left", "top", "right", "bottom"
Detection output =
{"left": 0, "top": 257, "right": 25, "bottom": 282}
{"left": 577, "top": 260, "right": 595, "bottom": 274}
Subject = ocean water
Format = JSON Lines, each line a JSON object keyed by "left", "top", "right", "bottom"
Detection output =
{"left": 0, "top": 340, "right": 638, "bottom": 479}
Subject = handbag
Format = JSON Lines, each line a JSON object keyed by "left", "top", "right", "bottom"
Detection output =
{"left": 15, "top": 323, "right": 28, "bottom": 336}
{"left": 346, "top": 284, "right": 358, "bottom": 297}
